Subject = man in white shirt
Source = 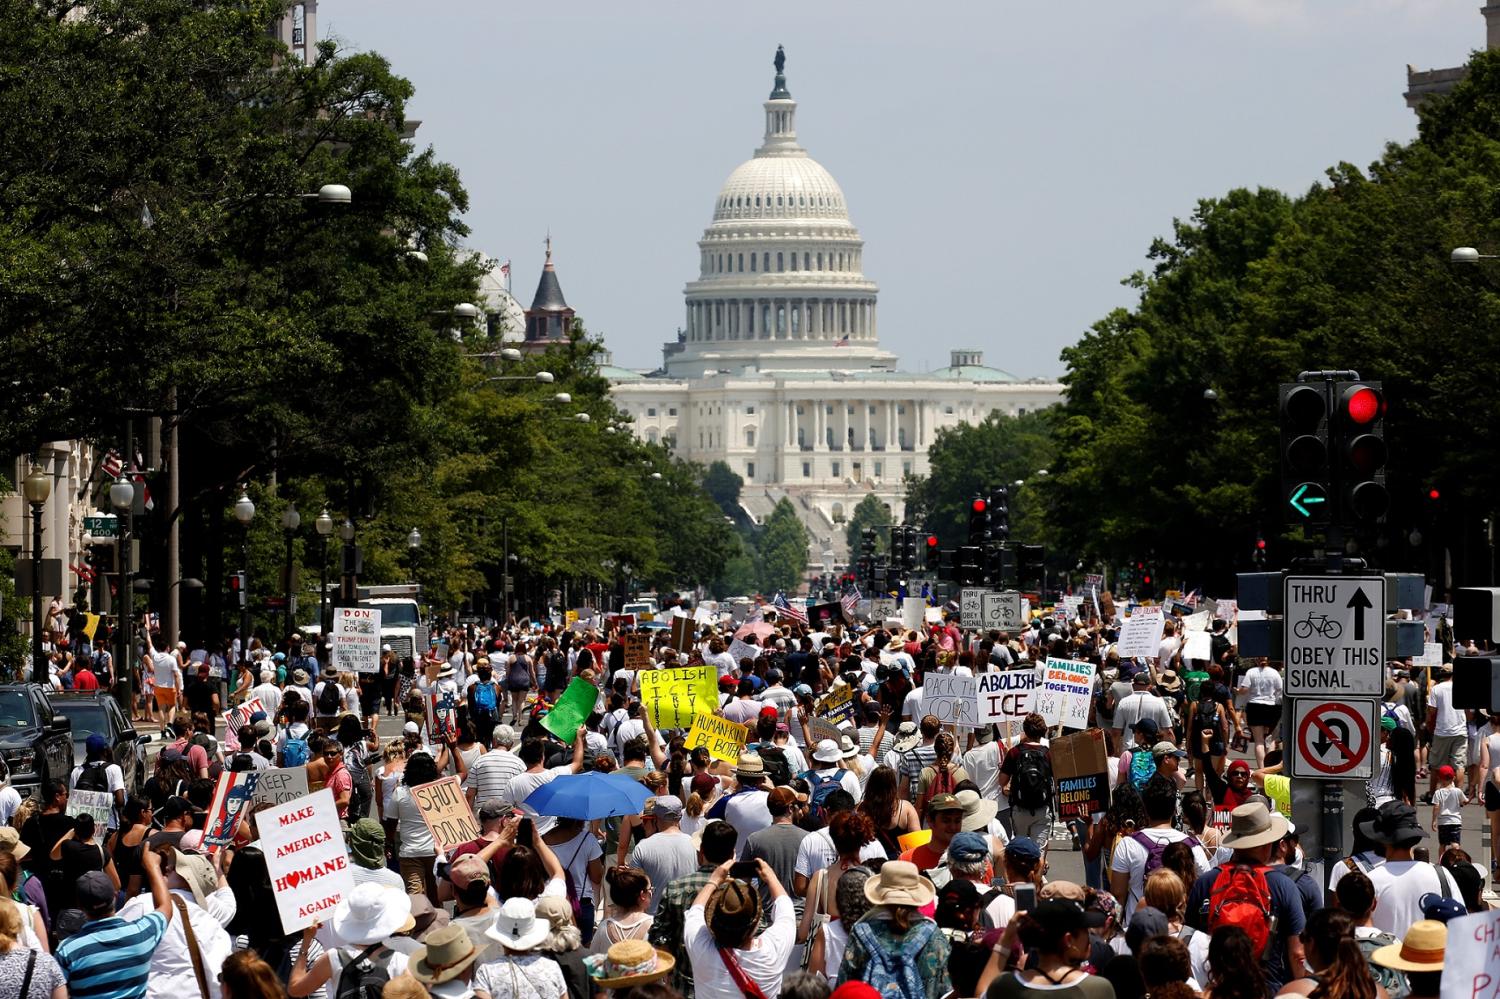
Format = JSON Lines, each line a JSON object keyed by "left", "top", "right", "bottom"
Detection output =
{"left": 509, "top": 726, "right": 587, "bottom": 835}
{"left": 1113, "top": 673, "right": 1176, "bottom": 743}
{"left": 791, "top": 791, "right": 886, "bottom": 896}
{"left": 804, "top": 739, "right": 861, "bottom": 801}
{"left": 465, "top": 724, "right": 525, "bottom": 809}
{"left": 1362, "top": 801, "right": 1460, "bottom": 935}
{"left": 248, "top": 668, "right": 282, "bottom": 721}
{"left": 683, "top": 860, "right": 795, "bottom": 999}
{"left": 70, "top": 734, "right": 127, "bottom": 831}
{"left": 1425, "top": 664, "right": 1468, "bottom": 799}
{"left": 705, "top": 753, "right": 772, "bottom": 857}
{"left": 1110, "top": 773, "right": 1210, "bottom": 920}
{"left": 119, "top": 848, "right": 234, "bottom": 999}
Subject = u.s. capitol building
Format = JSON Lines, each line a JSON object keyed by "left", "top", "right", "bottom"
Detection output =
{"left": 605, "top": 49, "right": 1064, "bottom": 554}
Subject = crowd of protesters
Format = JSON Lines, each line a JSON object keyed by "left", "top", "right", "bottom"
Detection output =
{"left": 0, "top": 594, "right": 1484, "bottom": 999}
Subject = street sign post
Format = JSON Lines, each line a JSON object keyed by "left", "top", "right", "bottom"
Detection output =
{"left": 83, "top": 515, "right": 119, "bottom": 538}
{"left": 1290, "top": 697, "right": 1377, "bottom": 779}
{"left": 1283, "top": 574, "right": 1385, "bottom": 697}
{"left": 960, "top": 588, "right": 985, "bottom": 625}
{"left": 982, "top": 590, "right": 1023, "bottom": 631}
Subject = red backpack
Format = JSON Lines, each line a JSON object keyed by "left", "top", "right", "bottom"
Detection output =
{"left": 918, "top": 761, "right": 957, "bottom": 814}
{"left": 1207, "top": 863, "right": 1275, "bottom": 957}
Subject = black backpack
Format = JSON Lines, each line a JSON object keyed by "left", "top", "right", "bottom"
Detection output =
{"left": 75, "top": 761, "right": 111, "bottom": 793}
{"left": 317, "top": 681, "right": 342, "bottom": 715}
{"left": 1009, "top": 745, "right": 1052, "bottom": 811}
{"left": 335, "top": 944, "right": 390, "bottom": 999}
{"left": 754, "top": 743, "right": 793, "bottom": 786}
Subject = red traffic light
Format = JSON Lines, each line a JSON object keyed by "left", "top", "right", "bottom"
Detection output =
{"left": 1340, "top": 384, "right": 1384, "bottom": 425}
{"left": 1256, "top": 538, "right": 1267, "bottom": 550}
{"left": 1428, "top": 488, "right": 1441, "bottom": 501}
{"left": 926, "top": 534, "right": 938, "bottom": 548}
{"left": 971, "top": 498, "right": 987, "bottom": 513}
{"left": 1142, "top": 575, "right": 1152, "bottom": 585}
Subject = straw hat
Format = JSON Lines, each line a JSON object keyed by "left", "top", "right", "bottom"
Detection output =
{"left": 408, "top": 924, "right": 480, "bottom": 985}
{"left": 735, "top": 753, "right": 765, "bottom": 778}
{"left": 1220, "top": 802, "right": 1289, "bottom": 851}
{"left": 583, "top": 939, "right": 676, "bottom": 989}
{"left": 1371, "top": 920, "right": 1446, "bottom": 972}
{"left": 862, "top": 860, "right": 936, "bottom": 908}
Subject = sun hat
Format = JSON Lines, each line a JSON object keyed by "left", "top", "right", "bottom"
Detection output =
{"left": 1220, "top": 802, "right": 1291, "bottom": 851}
{"left": 1419, "top": 892, "right": 1467, "bottom": 923}
{"left": 839, "top": 734, "right": 860, "bottom": 759}
{"left": 893, "top": 721, "right": 921, "bottom": 753}
{"left": 735, "top": 753, "right": 765, "bottom": 778}
{"left": 812, "top": 739, "right": 843, "bottom": 764}
{"left": 485, "top": 897, "right": 550, "bottom": 950}
{"left": 170, "top": 849, "right": 217, "bottom": 907}
{"left": 332, "top": 883, "right": 417, "bottom": 945}
{"left": 408, "top": 923, "right": 481, "bottom": 985}
{"left": 1371, "top": 919, "right": 1447, "bottom": 971}
{"left": 406, "top": 894, "right": 449, "bottom": 940}
{"left": 1358, "top": 800, "right": 1428, "bottom": 846}
{"left": 438, "top": 663, "right": 456, "bottom": 678}
{"left": 347, "top": 818, "right": 386, "bottom": 870}
{"left": 583, "top": 939, "right": 676, "bottom": 989}
{"left": 863, "top": 859, "right": 937, "bottom": 907}
{"left": 292, "top": 668, "right": 310, "bottom": 684}
{"left": 1158, "top": 671, "right": 1183, "bottom": 692}
{"left": 955, "top": 789, "right": 999, "bottom": 832}
{"left": 0, "top": 827, "right": 30, "bottom": 860}
{"left": 705, "top": 878, "right": 761, "bottom": 941}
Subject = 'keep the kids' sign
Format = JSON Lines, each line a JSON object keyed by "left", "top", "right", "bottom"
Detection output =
{"left": 639, "top": 666, "right": 717, "bottom": 729}
{"left": 259, "top": 788, "right": 354, "bottom": 932}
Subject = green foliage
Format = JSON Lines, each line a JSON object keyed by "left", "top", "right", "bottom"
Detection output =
{"left": 844, "top": 494, "right": 894, "bottom": 553}
{"left": 755, "top": 498, "right": 809, "bottom": 595}
{"left": 702, "top": 461, "right": 743, "bottom": 518}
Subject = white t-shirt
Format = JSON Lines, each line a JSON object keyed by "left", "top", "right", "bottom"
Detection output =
{"left": 792, "top": 826, "right": 887, "bottom": 880}
{"left": 1325, "top": 851, "right": 1385, "bottom": 896}
{"left": 388, "top": 783, "right": 436, "bottom": 856}
{"left": 1109, "top": 827, "right": 1212, "bottom": 921}
{"left": 963, "top": 741, "right": 1003, "bottom": 803}
{"left": 151, "top": 650, "right": 180, "bottom": 690}
{"left": 684, "top": 895, "right": 795, "bottom": 999}
{"left": 1434, "top": 786, "right": 1466, "bottom": 825}
{"left": 1430, "top": 681, "right": 1466, "bottom": 738}
{"left": 1240, "top": 665, "right": 1283, "bottom": 706}
{"left": 0, "top": 786, "right": 21, "bottom": 827}
{"left": 1367, "top": 860, "right": 1460, "bottom": 934}
{"left": 549, "top": 828, "right": 603, "bottom": 901}
{"left": 724, "top": 788, "right": 772, "bottom": 858}
{"left": 69, "top": 762, "right": 126, "bottom": 827}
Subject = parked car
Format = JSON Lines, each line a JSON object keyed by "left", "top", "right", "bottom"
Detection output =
{"left": 51, "top": 691, "right": 148, "bottom": 795}
{"left": 0, "top": 684, "right": 74, "bottom": 797}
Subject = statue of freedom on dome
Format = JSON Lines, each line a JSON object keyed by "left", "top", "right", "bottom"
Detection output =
{"left": 774, "top": 45, "right": 785, "bottom": 75}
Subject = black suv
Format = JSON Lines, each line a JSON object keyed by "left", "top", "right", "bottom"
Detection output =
{"left": 51, "top": 691, "right": 147, "bottom": 795}
{"left": 0, "top": 685, "right": 73, "bottom": 797}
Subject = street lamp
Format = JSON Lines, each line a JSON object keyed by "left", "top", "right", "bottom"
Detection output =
{"left": 407, "top": 528, "right": 422, "bottom": 584}
{"left": 339, "top": 517, "right": 358, "bottom": 609}
{"left": 22, "top": 463, "right": 50, "bottom": 685}
{"left": 281, "top": 504, "right": 300, "bottom": 644}
{"left": 485, "top": 371, "right": 555, "bottom": 385}
{"left": 315, "top": 508, "right": 333, "bottom": 635}
{"left": 109, "top": 473, "right": 134, "bottom": 709}
{"left": 1451, "top": 246, "right": 1492, "bottom": 264}
{"left": 233, "top": 491, "right": 255, "bottom": 665}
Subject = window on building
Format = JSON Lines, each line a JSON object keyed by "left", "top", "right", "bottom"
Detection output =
{"left": 777, "top": 252, "right": 784, "bottom": 272}
{"left": 745, "top": 428, "right": 755, "bottom": 447}
{"left": 825, "top": 405, "right": 833, "bottom": 414}
{"left": 668, "top": 408, "right": 676, "bottom": 417}
{"left": 898, "top": 428, "right": 907, "bottom": 448}
{"left": 763, "top": 252, "right": 770, "bottom": 272}
{"left": 817, "top": 252, "right": 823, "bottom": 270}
{"left": 945, "top": 406, "right": 954, "bottom": 415}
{"left": 802, "top": 461, "right": 811, "bottom": 478}
{"left": 790, "top": 253, "right": 797, "bottom": 271}
{"left": 1018, "top": 407, "right": 1027, "bottom": 416}
{"left": 647, "top": 408, "right": 656, "bottom": 417}
{"left": 751, "top": 254, "right": 757, "bottom": 272}
{"left": 647, "top": 429, "right": 659, "bottom": 444}
{"left": 746, "top": 462, "right": 755, "bottom": 479}
{"left": 874, "top": 461, "right": 883, "bottom": 478}
{"left": 868, "top": 405, "right": 876, "bottom": 414}
{"left": 795, "top": 405, "right": 804, "bottom": 415}
{"left": 846, "top": 405, "right": 854, "bottom": 415}
{"left": 745, "top": 405, "right": 755, "bottom": 414}
{"left": 903, "top": 461, "right": 912, "bottom": 476}
{"left": 897, "top": 404, "right": 906, "bottom": 414}
{"left": 831, "top": 461, "right": 841, "bottom": 478}
{"left": 804, "top": 253, "right": 810, "bottom": 270}
{"left": 737, "top": 253, "right": 744, "bottom": 272}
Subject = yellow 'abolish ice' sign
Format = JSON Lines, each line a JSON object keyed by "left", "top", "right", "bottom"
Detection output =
{"left": 639, "top": 666, "right": 717, "bottom": 729}
{"left": 685, "top": 712, "right": 750, "bottom": 763}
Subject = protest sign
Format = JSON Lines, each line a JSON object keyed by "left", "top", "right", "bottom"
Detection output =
{"left": 807, "top": 601, "right": 845, "bottom": 630}
{"left": 726, "top": 637, "right": 759, "bottom": 667}
{"left": 924, "top": 672, "right": 980, "bottom": 728}
{"left": 66, "top": 789, "right": 113, "bottom": 826}
{"left": 332, "top": 606, "right": 382, "bottom": 674}
{"left": 541, "top": 677, "right": 598, "bottom": 742}
{"left": 815, "top": 684, "right": 854, "bottom": 725}
{"left": 605, "top": 613, "right": 636, "bottom": 633}
{"left": 1439, "top": 909, "right": 1500, "bottom": 999}
{"left": 260, "top": 788, "right": 354, "bottom": 932}
{"left": 685, "top": 713, "right": 750, "bottom": 763}
{"left": 1416, "top": 642, "right": 1444, "bottom": 668}
{"left": 1115, "top": 607, "right": 1165, "bottom": 658}
{"left": 671, "top": 615, "right": 696, "bottom": 653}
{"left": 897, "top": 828, "right": 932, "bottom": 851}
{"left": 203, "top": 771, "right": 260, "bottom": 853}
{"left": 412, "top": 775, "right": 480, "bottom": 854}
{"left": 1214, "top": 599, "right": 1237, "bottom": 621}
{"left": 250, "top": 767, "right": 310, "bottom": 807}
{"left": 1035, "top": 658, "right": 1094, "bottom": 729}
{"left": 1181, "top": 610, "right": 1211, "bottom": 633}
{"left": 902, "top": 597, "right": 925, "bottom": 631}
{"left": 1051, "top": 729, "right": 1109, "bottom": 818}
{"left": 428, "top": 687, "right": 458, "bottom": 742}
{"left": 223, "top": 697, "right": 265, "bottom": 743}
{"left": 976, "top": 669, "right": 1037, "bottom": 725}
{"left": 623, "top": 634, "right": 653, "bottom": 671}
{"left": 808, "top": 717, "right": 843, "bottom": 747}
{"left": 639, "top": 666, "right": 717, "bottom": 729}
{"left": 1182, "top": 630, "right": 1212, "bottom": 662}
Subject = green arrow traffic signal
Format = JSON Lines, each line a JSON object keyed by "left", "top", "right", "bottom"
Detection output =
{"left": 1289, "top": 482, "right": 1328, "bottom": 519}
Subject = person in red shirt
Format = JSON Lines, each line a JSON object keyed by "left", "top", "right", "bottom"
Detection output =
{"left": 323, "top": 741, "right": 353, "bottom": 818}
{"left": 900, "top": 793, "right": 965, "bottom": 873}
{"left": 72, "top": 662, "right": 99, "bottom": 691}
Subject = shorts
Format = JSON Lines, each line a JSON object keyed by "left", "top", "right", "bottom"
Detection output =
{"left": 1431, "top": 734, "right": 1469, "bottom": 772}
{"left": 154, "top": 687, "right": 178, "bottom": 709}
{"left": 360, "top": 693, "right": 380, "bottom": 716}
{"left": 1246, "top": 702, "right": 1280, "bottom": 729}
{"left": 1438, "top": 824, "right": 1462, "bottom": 846}
{"left": 1485, "top": 782, "right": 1500, "bottom": 812}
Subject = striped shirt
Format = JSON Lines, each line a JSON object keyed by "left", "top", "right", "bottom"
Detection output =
{"left": 55, "top": 911, "right": 168, "bottom": 999}
{"left": 464, "top": 748, "right": 526, "bottom": 808}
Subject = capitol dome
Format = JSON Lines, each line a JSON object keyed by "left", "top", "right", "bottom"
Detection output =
{"left": 712, "top": 156, "right": 849, "bottom": 223}
{"left": 477, "top": 260, "right": 526, "bottom": 343}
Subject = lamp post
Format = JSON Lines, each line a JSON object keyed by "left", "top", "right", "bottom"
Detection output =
{"left": 110, "top": 474, "right": 134, "bottom": 710}
{"left": 407, "top": 528, "right": 422, "bottom": 584}
{"left": 281, "top": 504, "right": 300, "bottom": 644}
{"left": 339, "top": 517, "right": 357, "bottom": 609}
{"left": 315, "top": 509, "right": 333, "bottom": 635}
{"left": 22, "top": 463, "right": 50, "bottom": 685}
{"left": 233, "top": 491, "right": 255, "bottom": 665}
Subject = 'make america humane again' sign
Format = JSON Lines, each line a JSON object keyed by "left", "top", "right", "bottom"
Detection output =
{"left": 259, "top": 788, "right": 354, "bottom": 931}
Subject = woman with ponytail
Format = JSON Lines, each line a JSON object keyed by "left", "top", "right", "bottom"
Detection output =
{"left": 1276, "top": 909, "right": 1381, "bottom": 999}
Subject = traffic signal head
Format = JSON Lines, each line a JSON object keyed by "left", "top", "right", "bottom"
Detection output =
{"left": 989, "top": 486, "right": 1010, "bottom": 542}
{"left": 1428, "top": 487, "right": 1441, "bottom": 501}
{"left": 967, "top": 495, "right": 990, "bottom": 546}
{"left": 925, "top": 534, "right": 939, "bottom": 571}
{"left": 1016, "top": 544, "right": 1045, "bottom": 585}
{"left": 1334, "top": 381, "right": 1388, "bottom": 522}
{"left": 1279, "top": 382, "right": 1331, "bottom": 525}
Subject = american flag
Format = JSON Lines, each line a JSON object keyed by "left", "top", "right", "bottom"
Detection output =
{"left": 99, "top": 449, "right": 122, "bottom": 479}
{"left": 834, "top": 334, "right": 850, "bottom": 347}
{"left": 840, "top": 584, "right": 861, "bottom": 619}
{"left": 771, "top": 591, "right": 807, "bottom": 624}
{"left": 1181, "top": 588, "right": 1201, "bottom": 608}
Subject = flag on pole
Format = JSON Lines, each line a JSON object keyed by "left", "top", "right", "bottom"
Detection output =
{"left": 840, "top": 584, "right": 861, "bottom": 619}
{"left": 99, "top": 449, "right": 122, "bottom": 479}
{"left": 834, "top": 334, "right": 850, "bottom": 347}
{"left": 771, "top": 591, "right": 807, "bottom": 625}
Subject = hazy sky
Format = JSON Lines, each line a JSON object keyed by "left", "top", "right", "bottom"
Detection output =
{"left": 324, "top": 1, "right": 1478, "bottom": 376}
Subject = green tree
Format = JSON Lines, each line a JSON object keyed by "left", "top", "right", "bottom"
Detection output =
{"left": 756, "top": 498, "right": 809, "bottom": 595}
{"left": 702, "top": 461, "right": 743, "bottom": 518}
{"left": 844, "top": 494, "right": 894, "bottom": 553}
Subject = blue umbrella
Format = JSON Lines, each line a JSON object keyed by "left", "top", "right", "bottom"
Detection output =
{"left": 522, "top": 771, "right": 651, "bottom": 820}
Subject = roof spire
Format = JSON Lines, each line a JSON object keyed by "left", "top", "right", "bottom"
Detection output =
{"left": 544, "top": 233, "right": 553, "bottom": 270}
{"left": 770, "top": 44, "right": 790, "bottom": 100}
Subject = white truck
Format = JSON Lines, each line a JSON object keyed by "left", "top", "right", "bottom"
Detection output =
{"left": 357, "top": 584, "right": 429, "bottom": 661}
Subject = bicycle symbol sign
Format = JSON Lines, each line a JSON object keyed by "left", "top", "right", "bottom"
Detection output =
{"left": 1283, "top": 574, "right": 1384, "bottom": 697}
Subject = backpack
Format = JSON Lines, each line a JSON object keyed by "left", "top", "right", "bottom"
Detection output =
{"left": 852, "top": 917, "right": 936, "bottom": 999}
{"left": 1009, "top": 745, "right": 1052, "bottom": 812}
{"left": 803, "top": 769, "right": 844, "bottom": 822}
{"left": 917, "top": 762, "right": 957, "bottom": 815}
{"left": 282, "top": 731, "right": 311, "bottom": 768}
{"left": 1130, "top": 830, "right": 1200, "bottom": 877}
{"left": 1207, "top": 863, "right": 1275, "bottom": 957}
{"left": 335, "top": 944, "right": 390, "bottom": 999}
{"left": 317, "top": 681, "right": 342, "bottom": 715}
{"left": 1128, "top": 749, "right": 1158, "bottom": 791}
{"left": 1184, "top": 670, "right": 1208, "bottom": 704}
{"left": 472, "top": 680, "right": 497, "bottom": 714}
{"left": 1096, "top": 683, "right": 1118, "bottom": 720}
{"left": 754, "top": 743, "right": 793, "bottom": 786}
{"left": 1357, "top": 931, "right": 1411, "bottom": 999}
{"left": 75, "top": 761, "right": 111, "bottom": 793}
